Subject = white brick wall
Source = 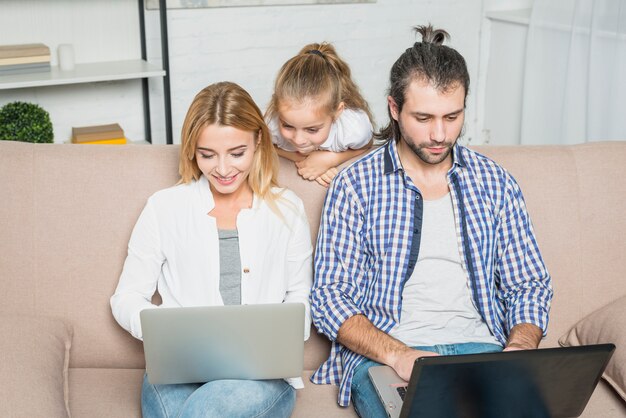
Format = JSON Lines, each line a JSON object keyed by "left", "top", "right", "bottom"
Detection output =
{"left": 2, "top": 0, "right": 503, "bottom": 145}
{"left": 144, "top": 0, "right": 486, "bottom": 144}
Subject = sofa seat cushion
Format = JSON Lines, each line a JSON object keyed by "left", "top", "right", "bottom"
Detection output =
{"left": 293, "top": 370, "right": 357, "bottom": 417}
{"left": 69, "top": 368, "right": 144, "bottom": 418}
{"left": 69, "top": 368, "right": 354, "bottom": 418}
{"left": 580, "top": 379, "right": 626, "bottom": 417}
{"left": 0, "top": 315, "right": 72, "bottom": 418}
{"left": 559, "top": 295, "right": 626, "bottom": 402}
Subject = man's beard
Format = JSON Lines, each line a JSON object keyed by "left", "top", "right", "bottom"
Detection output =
{"left": 398, "top": 120, "right": 463, "bottom": 165}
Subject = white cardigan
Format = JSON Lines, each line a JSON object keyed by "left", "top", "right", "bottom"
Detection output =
{"left": 111, "top": 176, "right": 313, "bottom": 344}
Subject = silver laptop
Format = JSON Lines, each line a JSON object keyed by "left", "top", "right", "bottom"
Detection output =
{"left": 140, "top": 303, "right": 305, "bottom": 384}
{"left": 369, "top": 344, "right": 615, "bottom": 418}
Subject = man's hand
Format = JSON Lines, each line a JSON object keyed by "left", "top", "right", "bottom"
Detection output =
{"left": 504, "top": 323, "right": 543, "bottom": 351}
{"left": 336, "top": 315, "right": 438, "bottom": 381}
{"left": 295, "top": 151, "right": 340, "bottom": 180}
{"left": 389, "top": 346, "right": 439, "bottom": 381}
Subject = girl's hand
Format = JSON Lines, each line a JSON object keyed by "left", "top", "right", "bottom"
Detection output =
{"left": 295, "top": 151, "right": 340, "bottom": 180}
{"left": 315, "top": 167, "right": 339, "bottom": 188}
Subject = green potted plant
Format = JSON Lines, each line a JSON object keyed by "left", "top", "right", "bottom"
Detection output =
{"left": 0, "top": 101, "right": 54, "bottom": 143}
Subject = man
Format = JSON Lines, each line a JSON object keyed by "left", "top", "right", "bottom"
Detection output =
{"left": 309, "top": 25, "right": 553, "bottom": 417}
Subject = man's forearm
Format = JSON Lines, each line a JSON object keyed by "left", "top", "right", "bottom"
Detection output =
{"left": 337, "top": 314, "right": 406, "bottom": 364}
{"left": 337, "top": 314, "right": 437, "bottom": 380}
{"left": 506, "top": 323, "right": 543, "bottom": 350}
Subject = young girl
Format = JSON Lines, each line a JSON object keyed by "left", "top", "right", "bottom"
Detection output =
{"left": 110, "top": 82, "right": 312, "bottom": 418}
{"left": 266, "top": 42, "right": 374, "bottom": 187}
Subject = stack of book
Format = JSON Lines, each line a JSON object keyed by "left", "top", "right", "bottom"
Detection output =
{"left": 0, "top": 43, "right": 51, "bottom": 75}
{"left": 71, "top": 123, "right": 127, "bottom": 145}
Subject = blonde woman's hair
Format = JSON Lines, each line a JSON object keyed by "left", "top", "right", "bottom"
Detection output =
{"left": 179, "top": 81, "right": 281, "bottom": 207}
{"left": 266, "top": 42, "right": 373, "bottom": 124}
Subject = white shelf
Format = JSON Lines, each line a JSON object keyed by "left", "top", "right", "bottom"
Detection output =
{"left": 485, "top": 9, "right": 531, "bottom": 26}
{"left": 0, "top": 59, "right": 165, "bottom": 90}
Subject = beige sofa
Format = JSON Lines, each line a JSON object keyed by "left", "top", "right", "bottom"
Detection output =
{"left": 1, "top": 140, "right": 625, "bottom": 417}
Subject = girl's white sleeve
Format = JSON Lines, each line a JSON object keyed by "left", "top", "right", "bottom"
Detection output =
{"left": 327, "top": 108, "right": 373, "bottom": 152}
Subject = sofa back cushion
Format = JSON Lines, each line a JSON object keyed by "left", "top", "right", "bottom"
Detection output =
{"left": 0, "top": 315, "right": 72, "bottom": 417}
{"left": 1, "top": 141, "right": 625, "bottom": 369}
{"left": 0, "top": 142, "right": 179, "bottom": 368}
{"left": 0, "top": 142, "right": 330, "bottom": 369}
{"left": 477, "top": 143, "right": 626, "bottom": 346}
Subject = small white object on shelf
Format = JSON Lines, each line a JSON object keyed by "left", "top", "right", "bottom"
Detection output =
{"left": 57, "top": 44, "right": 75, "bottom": 71}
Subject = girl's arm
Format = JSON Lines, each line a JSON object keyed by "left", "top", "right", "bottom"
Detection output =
{"left": 302, "top": 108, "right": 374, "bottom": 178}
{"left": 295, "top": 140, "right": 373, "bottom": 181}
{"left": 326, "top": 139, "right": 373, "bottom": 166}
{"left": 275, "top": 145, "right": 306, "bottom": 163}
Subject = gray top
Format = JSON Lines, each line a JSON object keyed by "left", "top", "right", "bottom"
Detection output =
{"left": 389, "top": 193, "right": 498, "bottom": 346}
{"left": 218, "top": 229, "right": 242, "bottom": 305}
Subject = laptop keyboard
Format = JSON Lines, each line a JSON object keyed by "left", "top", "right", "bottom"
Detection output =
{"left": 396, "top": 386, "right": 408, "bottom": 400}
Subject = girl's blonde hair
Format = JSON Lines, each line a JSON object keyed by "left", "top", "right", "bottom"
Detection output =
{"left": 179, "top": 82, "right": 280, "bottom": 205}
{"left": 266, "top": 42, "right": 373, "bottom": 124}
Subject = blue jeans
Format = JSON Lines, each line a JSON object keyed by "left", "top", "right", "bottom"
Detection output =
{"left": 351, "top": 342, "right": 503, "bottom": 418}
{"left": 141, "top": 374, "right": 296, "bottom": 418}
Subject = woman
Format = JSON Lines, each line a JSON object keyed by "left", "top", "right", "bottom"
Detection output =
{"left": 110, "top": 81, "right": 312, "bottom": 417}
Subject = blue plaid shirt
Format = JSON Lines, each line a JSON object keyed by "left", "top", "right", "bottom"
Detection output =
{"left": 310, "top": 140, "right": 553, "bottom": 407}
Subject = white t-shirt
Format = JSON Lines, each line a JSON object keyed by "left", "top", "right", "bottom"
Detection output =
{"left": 267, "top": 108, "right": 373, "bottom": 152}
{"left": 389, "top": 193, "right": 500, "bottom": 347}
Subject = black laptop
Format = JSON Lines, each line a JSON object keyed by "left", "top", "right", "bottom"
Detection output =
{"left": 368, "top": 344, "right": 615, "bottom": 418}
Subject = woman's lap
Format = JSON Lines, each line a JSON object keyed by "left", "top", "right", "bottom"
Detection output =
{"left": 142, "top": 374, "right": 295, "bottom": 418}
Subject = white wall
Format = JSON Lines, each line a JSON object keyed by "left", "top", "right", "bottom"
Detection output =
{"left": 474, "top": 0, "right": 534, "bottom": 145}
{"left": 2, "top": 0, "right": 494, "bottom": 145}
{"left": 145, "top": 0, "right": 486, "bottom": 144}
{"left": 0, "top": 0, "right": 145, "bottom": 143}
{"left": 482, "top": 11, "right": 530, "bottom": 145}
